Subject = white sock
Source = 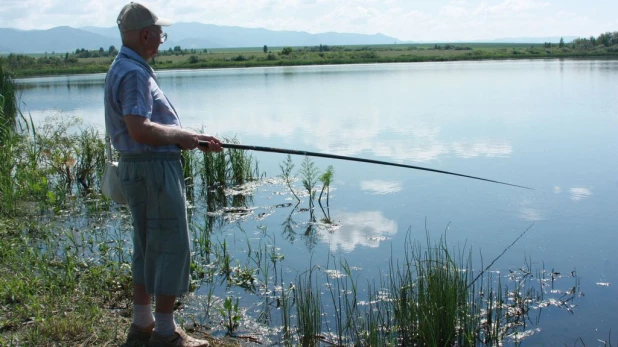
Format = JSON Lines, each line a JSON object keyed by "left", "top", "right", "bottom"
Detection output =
{"left": 154, "top": 312, "right": 176, "bottom": 337}
{"left": 133, "top": 304, "right": 155, "bottom": 328}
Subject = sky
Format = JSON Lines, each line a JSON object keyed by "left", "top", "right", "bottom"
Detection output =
{"left": 1, "top": 0, "right": 616, "bottom": 42}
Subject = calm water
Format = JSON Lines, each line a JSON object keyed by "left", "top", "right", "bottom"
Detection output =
{"left": 17, "top": 59, "right": 618, "bottom": 344}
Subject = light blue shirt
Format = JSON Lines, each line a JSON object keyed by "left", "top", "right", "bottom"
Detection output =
{"left": 104, "top": 46, "right": 181, "bottom": 153}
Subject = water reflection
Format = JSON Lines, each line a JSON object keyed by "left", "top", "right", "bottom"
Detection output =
{"left": 452, "top": 140, "right": 512, "bottom": 158}
{"left": 519, "top": 207, "right": 544, "bottom": 221}
{"left": 569, "top": 187, "right": 593, "bottom": 202}
{"left": 321, "top": 210, "right": 397, "bottom": 252}
{"left": 360, "top": 180, "right": 403, "bottom": 195}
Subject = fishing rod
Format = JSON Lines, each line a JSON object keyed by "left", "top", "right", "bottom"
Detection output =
{"left": 199, "top": 141, "right": 533, "bottom": 190}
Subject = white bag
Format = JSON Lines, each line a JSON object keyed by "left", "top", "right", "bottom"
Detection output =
{"left": 101, "top": 133, "right": 126, "bottom": 204}
{"left": 101, "top": 161, "right": 126, "bottom": 204}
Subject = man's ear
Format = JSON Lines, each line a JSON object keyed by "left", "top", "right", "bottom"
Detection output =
{"left": 139, "top": 28, "right": 150, "bottom": 43}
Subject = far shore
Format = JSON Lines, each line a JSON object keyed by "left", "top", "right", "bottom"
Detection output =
{"left": 5, "top": 42, "right": 618, "bottom": 78}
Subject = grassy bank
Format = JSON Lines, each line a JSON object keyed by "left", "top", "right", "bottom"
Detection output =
{"left": 4, "top": 41, "right": 618, "bottom": 78}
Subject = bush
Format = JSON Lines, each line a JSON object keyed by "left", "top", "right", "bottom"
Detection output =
{"left": 188, "top": 55, "right": 199, "bottom": 64}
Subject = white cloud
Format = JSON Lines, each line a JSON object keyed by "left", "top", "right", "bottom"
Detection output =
{"left": 0, "top": 0, "right": 615, "bottom": 44}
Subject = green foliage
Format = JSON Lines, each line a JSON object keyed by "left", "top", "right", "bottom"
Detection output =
{"left": 263, "top": 45, "right": 268, "bottom": 54}
{"left": 0, "top": 219, "right": 133, "bottom": 346}
{"left": 219, "top": 296, "right": 241, "bottom": 335}
{"left": 188, "top": 55, "right": 199, "bottom": 64}
{"left": 0, "top": 63, "right": 17, "bottom": 130}
{"left": 295, "top": 268, "right": 322, "bottom": 346}
{"left": 4, "top": 31, "right": 618, "bottom": 77}
{"left": 280, "top": 154, "right": 300, "bottom": 202}
{"left": 300, "top": 156, "right": 319, "bottom": 204}
{"left": 318, "top": 165, "right": 334, "bottom": 206}
{"left": 199, "top": 136, "right": 258, "bottom": 190}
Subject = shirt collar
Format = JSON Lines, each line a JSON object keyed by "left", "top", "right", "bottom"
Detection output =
{"left": 118, "top": 46, "right": 156, "bottom": 76}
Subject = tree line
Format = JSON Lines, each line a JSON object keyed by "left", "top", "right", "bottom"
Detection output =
{"left": 545, "top": 32, "right": 618, "bottom": 49}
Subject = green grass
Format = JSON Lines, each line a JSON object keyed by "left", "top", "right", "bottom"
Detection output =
{"left": 4, "top": 40, "right": 618, "bottom": 77}
{"left": 0, "top": 220, "right": 133, "bottom": 346}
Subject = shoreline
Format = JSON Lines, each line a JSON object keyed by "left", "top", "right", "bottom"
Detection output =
{"left": 9, "top": 50, "right": 618, "bottom": 78}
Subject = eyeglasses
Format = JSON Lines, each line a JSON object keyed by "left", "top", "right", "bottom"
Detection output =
{"left": 148, "top": 28, "right": 167, "bottom": 44}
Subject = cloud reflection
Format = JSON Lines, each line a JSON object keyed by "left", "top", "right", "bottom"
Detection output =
{"left": 451, "top": 141, "right": 512, "bottom": 158}
{"left": 321, "top": 211, "right": 398, "bottom": 252}
{"left": 360, "top": 180, "right": 403, "bottom": 195}
{"left": 519, "top": 207, "right": 543, "bottom": 221}
{"left": 570, "top": 187, "right": 593, "bottom": 202}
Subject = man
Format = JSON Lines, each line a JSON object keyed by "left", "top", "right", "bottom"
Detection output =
{"left": 104, "top": 3, "right": 222, "bottom": 346}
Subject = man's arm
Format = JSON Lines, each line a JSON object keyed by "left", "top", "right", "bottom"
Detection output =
{"left": 124, "top": 115, "right": 222, "bottom": 152}
{"left": 124, "top": 114, "right": 198, "bottom": 149}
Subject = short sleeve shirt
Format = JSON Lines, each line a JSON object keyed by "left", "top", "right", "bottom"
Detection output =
{"left": 104, "top": 46, "right": 181, "bottom": 153}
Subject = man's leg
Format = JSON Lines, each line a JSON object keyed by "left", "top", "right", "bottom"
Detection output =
{"left": 154, "top": 294, "right": 176, "bottom": 336}
{"left": 133, "top": 284, "right": 154, "bottom": 328}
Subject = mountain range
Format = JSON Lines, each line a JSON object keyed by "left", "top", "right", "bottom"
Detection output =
{"left": 0, "top": 23, "right": 578, "bottom": 54}
{"left": 0, "top": 23, "right": 400, "bottom": 54}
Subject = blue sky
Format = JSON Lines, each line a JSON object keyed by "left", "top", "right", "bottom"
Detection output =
{"left": 1, "top": 0, "right": 615, "bottom": 41}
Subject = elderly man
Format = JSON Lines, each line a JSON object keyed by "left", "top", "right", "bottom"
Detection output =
{"left": 104, "top": 2, "right": 222, "bottom": 346}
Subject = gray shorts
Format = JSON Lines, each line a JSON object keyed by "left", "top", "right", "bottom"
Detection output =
{"left": 119, "top": 152, "right": 190, "bottom": 297}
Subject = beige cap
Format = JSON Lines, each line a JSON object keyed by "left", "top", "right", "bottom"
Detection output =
{"left": 117, "top": 2, "right": 172, "bottom": 33}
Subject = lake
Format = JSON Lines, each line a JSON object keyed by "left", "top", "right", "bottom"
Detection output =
{"left": 16, "top": 59, "right": 618, "bottom": 345}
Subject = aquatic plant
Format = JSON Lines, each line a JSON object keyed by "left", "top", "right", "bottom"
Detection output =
{"left": 295, "top": 266, "right": 322, "bottom": 347}
{"left": 279, "top": 154, "right": 300, "bottom": 202}
{"left": 318, "top": 165, "right": 334, "bottom": 207}
{"left": 219, "top": 296, "right": 241, "bottom": 335}
{"left": 300, "top": 156, "right": 319, "bottom": 209}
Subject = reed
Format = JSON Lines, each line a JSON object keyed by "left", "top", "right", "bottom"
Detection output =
{"left": 0, "top": 64, "right": 17, "bottom": 132}
{"left": 282, "top": 227, "right": 547, "bottom": 346}
{"left": 295, "top": 266, "right": 323, "bottom": 347}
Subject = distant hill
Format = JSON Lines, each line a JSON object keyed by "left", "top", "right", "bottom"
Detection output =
{"left": 0, "top": 26, "right": 118, "bottom": 54}
{"left": 0, "top": 23, "right": 401, "bottom": 54}
{"left": 0, "top": 23, "right": 582, "bottom": 54}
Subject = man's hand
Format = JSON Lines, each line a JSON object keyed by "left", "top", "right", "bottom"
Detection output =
{"left": 197, "top": 134, "right": 223, "bottom": 153}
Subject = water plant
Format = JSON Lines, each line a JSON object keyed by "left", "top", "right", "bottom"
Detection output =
{"left": 295, "top": 266, "right": 322, "bottom": 347}
{"left": 299, "top": 156, "right": 319, "bottom": 210}
{"left": 219, "top": 296, "right": 242, "bottom": 335}
{"left": 279, "top": 154, "right": 300, "bottom": 202}
{"left": 318, "top": 165, "right": 334, "bottom": 208}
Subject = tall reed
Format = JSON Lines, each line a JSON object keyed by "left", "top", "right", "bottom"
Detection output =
{"left": 295, "top": 266, "right": 322, "bottom": 347}
{"left": 0, "top": 63, "right": 17, "bottom": 133}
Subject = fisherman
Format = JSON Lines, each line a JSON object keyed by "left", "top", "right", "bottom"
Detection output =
{"left": 104, "top": 2, "right": 222, "bottom": 346}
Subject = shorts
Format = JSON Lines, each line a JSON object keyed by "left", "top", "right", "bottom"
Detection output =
{"left": 119, "top": 152, "right": 190, "bottom": 296}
